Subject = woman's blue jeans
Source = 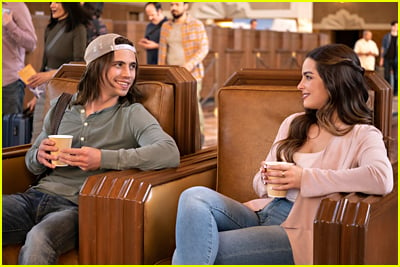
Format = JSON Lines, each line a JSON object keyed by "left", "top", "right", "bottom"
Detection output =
{"left": 2, "top": 188, "right": 78, "bottom": 264}
{"left": 172, "top": 186, "right": 294, "bottom": 265}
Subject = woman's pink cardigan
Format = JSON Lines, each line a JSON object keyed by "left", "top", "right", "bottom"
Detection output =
{"left": 248, "top": 113, "right": 393, "bottom": 264}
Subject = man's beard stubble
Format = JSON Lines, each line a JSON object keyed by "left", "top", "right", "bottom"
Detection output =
{"left": 172, "top": 11, "right": 184, "bottom": 20}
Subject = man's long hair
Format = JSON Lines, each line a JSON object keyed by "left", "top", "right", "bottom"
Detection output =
{"left": 75, "top": 37, "right": 143, "bottom": 106}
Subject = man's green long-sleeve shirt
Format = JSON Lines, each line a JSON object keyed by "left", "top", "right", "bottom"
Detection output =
{"left": 26, "top": 94, "right": 180, "bottom": 204}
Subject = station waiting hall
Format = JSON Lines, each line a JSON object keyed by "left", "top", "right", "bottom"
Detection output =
{"left": 2, "top": 2, "right": 398, "bottom": 265}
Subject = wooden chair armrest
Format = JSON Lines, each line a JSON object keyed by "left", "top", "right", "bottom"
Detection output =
{"left": 2, "top": 144, "right": 36, "bottom": 194}
{"left": 314, "top": 161, "right": 398, "bottom": 264}
{"left": 339, "top": 189, "right": 397, "bottom": 264}
{"left": 78, "top": 147, "right": 218, "bottom": 264}
{"left": 313, "top": 192, "right": 347, "bottom": 264}
{"left": 2, "top": 146, "right": 217, "bottom": 265}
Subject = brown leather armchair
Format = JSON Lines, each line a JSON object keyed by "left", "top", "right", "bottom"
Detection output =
{"left": 2, "top": 64, "right": 211, "bottom": 264}
{"left": 4, "top": 67, "right": 396, "bottom": 265}
{"left": 224, "top": 69, "right": 394, "bottom": 156}
{"left": 223, "top": 69, "right": 397, "bottom": 264}
{"left": 89, "top": 69, "right": 395, "bottom": 265}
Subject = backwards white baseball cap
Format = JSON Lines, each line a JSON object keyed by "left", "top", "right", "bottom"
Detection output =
{"left": 84, "top": 33, "right": 136, "bottom": 65}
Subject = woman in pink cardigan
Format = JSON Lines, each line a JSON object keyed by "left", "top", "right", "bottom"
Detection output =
{"left": 172, "top": 44, "right": 393, "bottom": 265}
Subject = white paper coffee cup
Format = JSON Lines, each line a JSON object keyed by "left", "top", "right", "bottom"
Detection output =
{"left": 263, "top": 161, "right": 294, "bottom": 198}
{"left": 48, "top": 135, "right": 73, "bottom": 167}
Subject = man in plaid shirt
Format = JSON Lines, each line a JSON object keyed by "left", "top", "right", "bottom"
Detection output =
{"left": 158, "top": 2, "right": 209, "bottom": 141}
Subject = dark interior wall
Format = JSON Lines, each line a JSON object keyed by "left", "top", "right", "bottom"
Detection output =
{"left": 334, "top": 30, "right": 361, "bottom": 48}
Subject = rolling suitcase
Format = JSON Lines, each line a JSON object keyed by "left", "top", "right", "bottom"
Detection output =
{"left": 2, "top": 110, "right": 33, "bottom": 147}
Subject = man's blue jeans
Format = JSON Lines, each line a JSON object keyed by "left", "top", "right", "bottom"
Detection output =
{"left": 172, "top": 186, "right": 294, "bottom": 265}
{"left": 2, "top": 79, "right": 25, "bottom": 115}
{"left": 2, "top": 188, "right": 78, "bottom": 264}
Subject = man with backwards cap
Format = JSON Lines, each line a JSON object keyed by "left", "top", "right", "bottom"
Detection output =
{"left": 2, "top": 33, "right": 180, "bottom": 265}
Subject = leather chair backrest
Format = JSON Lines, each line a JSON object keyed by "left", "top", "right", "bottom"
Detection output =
{"left": 216, "top": 69, "right": 394, "bottom": 202}
{"left": 136, "top": 81, "right": 174, "bottom": 137}
{"left": 46, "top": 63, "right": 200, "bottom": 155}
{"left": 44, "top": 78, "right": 80, "bottom": 119}
{"left": 225, "top": 69, "right": 393, "bottom": 154}
{"left": 44, "top": 78, "right": 175, "bottom": 140}
{"left": 137, "top": 65, "right": 200, "bottom": 155}
{"left": 217, "top": 85, "right": 303, "bottom": 202}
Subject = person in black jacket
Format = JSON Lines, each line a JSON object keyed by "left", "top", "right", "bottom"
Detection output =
{"left": 137, "top": 2, "right": 168, "bottom": 64}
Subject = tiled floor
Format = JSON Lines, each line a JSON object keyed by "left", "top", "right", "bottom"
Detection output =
{"left": 201, "top": 100, "right": 218, "bottom": 149}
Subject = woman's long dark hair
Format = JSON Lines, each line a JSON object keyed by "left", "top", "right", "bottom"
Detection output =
{"left": 276, "top": 43, "right": 372, "bottom": 162}
{"left": 75, "top": 36, "right": 142, "bottom": 106}
{"left": 48, "top": 3, "right": 91, "bottom": 32}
